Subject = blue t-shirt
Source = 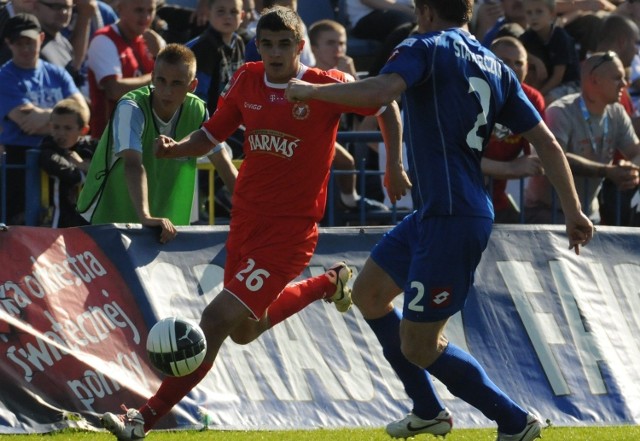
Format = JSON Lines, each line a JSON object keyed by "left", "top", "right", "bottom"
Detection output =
{"left": 381, "top": 28, "right": 541, "bottom": 219}
{"left": 0, "top": 60, "right": 79, "bottom": 147}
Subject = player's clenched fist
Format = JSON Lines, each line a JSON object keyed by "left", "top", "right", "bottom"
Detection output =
{"left": 285, "top": 78, "right": 315, "bottom": 102}
{"left": 155, "top": 134, "right": 177, "bottom": 158}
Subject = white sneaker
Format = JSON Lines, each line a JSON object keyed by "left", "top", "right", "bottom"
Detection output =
{"left": 101, "top": 405, "right": 145, "bottom": 440}
{"left": 386, "top": 409, "right": 453, "bottom": 438}
{"left": 496, "top": 414, "right": 542, "bottom": 441}
{"left": 324, "top": 261, "right": 353, "bottom": 312}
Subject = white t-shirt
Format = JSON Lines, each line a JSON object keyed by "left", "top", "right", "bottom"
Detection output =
{"left": 86, "top": 29, "right": 125, "bottom": 85}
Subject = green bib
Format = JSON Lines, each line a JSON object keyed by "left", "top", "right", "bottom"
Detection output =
{"left": 77, "top": 87, "right": 207, "bottom": 225}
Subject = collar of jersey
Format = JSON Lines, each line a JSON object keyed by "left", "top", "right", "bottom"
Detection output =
{"left": 263, "top": 63, "right": 308, "bottom": 89}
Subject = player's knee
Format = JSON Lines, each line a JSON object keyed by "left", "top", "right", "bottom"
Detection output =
{"left": 228, "top": 320, "right": 267, "bottom": 345}
{"left": 353, "top": 278, "right": 396, "bottom": 319}
{"left": 352, "top": 283, "right": 380, "bottom": 318}
{"left": 229, "top": 330, "right": 255, "bottom": 345}
{"left": 200, "top": 302, "right": 238, "bottom": 340}
{"left": 400, "top": 339, "right": 439, "bottom": 369}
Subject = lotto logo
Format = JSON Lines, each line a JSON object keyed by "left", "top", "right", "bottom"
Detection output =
{"left": 430, "top": 287, "right": 452, "bottom": 308}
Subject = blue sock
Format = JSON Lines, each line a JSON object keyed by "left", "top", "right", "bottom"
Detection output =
{"left": 427, "top": 342, "right": 527, "bottom": 434}
{"left": 366, "top": 309, "right": 444, "bottom": 419}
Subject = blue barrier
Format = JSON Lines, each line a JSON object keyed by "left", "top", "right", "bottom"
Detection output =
{"left": 0, "top": 149, "right": 42, "bottom": 226}
{"left": 0, "top": 151, "right": 5, "bottom": 224}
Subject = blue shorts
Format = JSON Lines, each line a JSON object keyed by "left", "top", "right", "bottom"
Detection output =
{"left": 371, "top": 213, "right": 492, "bottom": 322}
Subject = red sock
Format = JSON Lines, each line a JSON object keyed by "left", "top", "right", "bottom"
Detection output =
{"left": 267, "top": 274, "right": 334, "bottom": 327}
{"left": 140, "top": 360, "right": 213, "bottom": 431}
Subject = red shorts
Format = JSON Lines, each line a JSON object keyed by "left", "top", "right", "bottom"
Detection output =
{"left": 224, "top": 210, "right": 318, "bottom": 319}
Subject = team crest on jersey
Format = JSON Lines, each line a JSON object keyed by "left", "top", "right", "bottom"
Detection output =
{"left": 292, "top": 103, "right": 310, "bottom": 120}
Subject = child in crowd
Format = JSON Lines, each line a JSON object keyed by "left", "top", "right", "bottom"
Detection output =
{"left": 519, "top": 0, "right": 580, "bottom": 103}
{"left": 186, "top": 0, "right": 246, "bottom": 218}
{"left": 187, "top": 0, "right": 246, "bottom": 115}
{"left": 309, "top": 19, "right": 358, "bottom": 80}
{"left": 308, "top": 19, "right": 389, "bottom": 213}
{"left": 38, "top": 98, "right": 95, "bottom": 228}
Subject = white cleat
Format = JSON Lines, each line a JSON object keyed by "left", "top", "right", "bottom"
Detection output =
{"left": 386, "top": 409, "right": 453, "bottom": 438}
{"left": 496, "top": 414, "right": 543, "bottom": 441}
{"left": 325, "top": 261, "right": 353, "bottom": 313}
{"left": 101, "top": 405, "right": 145, "bottom": 440}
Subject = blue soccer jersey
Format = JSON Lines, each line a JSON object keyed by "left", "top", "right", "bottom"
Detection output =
{"left": 381, "top": 28, "right": 541, "bottom": 219}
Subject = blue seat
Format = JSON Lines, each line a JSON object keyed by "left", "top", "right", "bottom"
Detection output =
{"left": 335, "top": 0, "right": 382, "bottom": 72}
{"left": 297, "top": 0, "right": 336, "bottom": 26}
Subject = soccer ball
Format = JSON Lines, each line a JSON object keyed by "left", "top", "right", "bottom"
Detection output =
{"left": 146, "top": 317, "right": 207, "bottom": 377}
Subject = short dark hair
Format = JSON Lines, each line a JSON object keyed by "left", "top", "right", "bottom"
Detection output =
{"left": 416, "top": 0, "right": 472, "bottom": 25}
{"left": 256, "top": 6, "right": 304, "bottom": 43}
{"left": 155, "top": 43, "right": 197, "bottom": 81}
{"left": 52, "top": 98, "right": 89, "bottom": 128}
{"left": 308, "top": 19, "right": 345, "bottom": 46}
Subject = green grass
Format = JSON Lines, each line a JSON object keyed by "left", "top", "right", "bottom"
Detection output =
{"left": 1, "top": 426, "right": 640, "bottom": 440}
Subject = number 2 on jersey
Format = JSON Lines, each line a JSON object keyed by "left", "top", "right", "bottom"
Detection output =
{"left": 466, "top": 77, "right": 491, "bottom": 152}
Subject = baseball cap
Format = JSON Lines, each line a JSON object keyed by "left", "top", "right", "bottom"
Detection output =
{"left": 3, "top": 13, "right": 42, "bottom": 42}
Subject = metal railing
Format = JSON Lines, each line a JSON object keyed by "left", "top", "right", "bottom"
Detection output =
{"left": 0, "top": 149, "right": 42, "bottom": 226}
{"left": 1, "top": 132, "right": 636, "bottom": 227}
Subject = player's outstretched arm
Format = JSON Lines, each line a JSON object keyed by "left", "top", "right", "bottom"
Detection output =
{"left": 285, "top": 73, "right": 407, "bottom": 108}
{"left": 155, "top": 129, "right": 218, "bottom": 159}
{"left": 523, "top": 121, "right": 594, "bottom": 254}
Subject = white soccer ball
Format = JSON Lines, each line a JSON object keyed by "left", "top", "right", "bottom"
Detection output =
{"left": 146, "top": 317, "right": 207, "bottom": 377}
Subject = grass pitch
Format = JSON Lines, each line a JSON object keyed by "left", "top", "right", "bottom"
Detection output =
{"left": 0, "top": 426, "right": 639, "bottom": 440}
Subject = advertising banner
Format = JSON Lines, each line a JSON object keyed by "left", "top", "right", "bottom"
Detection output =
{"left": 0, "top": 224, "right": 638, "bottom": 433}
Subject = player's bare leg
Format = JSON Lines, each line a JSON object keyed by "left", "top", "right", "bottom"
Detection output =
{"left": 102, "top": 291, "right": 252, "bottom": 439}
{"left": 352, "top": 257, "right": 452, "bottom": 438}
{"left": 229, "top": 262, "right": 353, "bottom": 345}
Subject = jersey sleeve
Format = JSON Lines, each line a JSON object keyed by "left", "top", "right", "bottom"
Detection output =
{"left": 0, "top": 69, "right": 29, "bottom": 118}
{"left": 87, "top": 34, "right": 122, "bottom": 84}
{"left": 380, "top": 37, "right": 430, "bottom": 90}
{"left": 58, "top": 65, "right": 81, "bottom": 98}
{"left": 496, "top": 74, "right": 542, "bottom": 136}
{"left": 112, "top": 99, "right": 145, "bottom": 156}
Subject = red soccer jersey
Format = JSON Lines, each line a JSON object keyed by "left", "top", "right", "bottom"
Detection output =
{"left": 202, "top": 62, "right": 380, "bottom": 221}
{"left": 484, "top": 83, "right": 545, "bottom": 211}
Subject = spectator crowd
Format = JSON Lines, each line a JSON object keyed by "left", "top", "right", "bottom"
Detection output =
{"left": 1, "top": 0, "right": 639, "bottom": 228}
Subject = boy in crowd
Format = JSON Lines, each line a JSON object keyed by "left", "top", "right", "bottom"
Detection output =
{"left": 187, "top": 0, "right": 245, "bottom": 115}
{"left": 186, "top": 0, "right": 246, "bottom": 218}
{"left": 38, "top": 98, "right": 94, "bottom": 228}
{"left": 309, "top": 18, "right": 389, "bottom": 213}
{"left": 519, "top": 0, "right": 580, "bottom": 103}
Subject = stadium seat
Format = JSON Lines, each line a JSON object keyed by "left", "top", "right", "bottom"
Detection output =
{"left": 297, "top": 0, "right": 336, "bottom": 26}
{"left": 335, "top": 0, "right": 382, "bottom": 72}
